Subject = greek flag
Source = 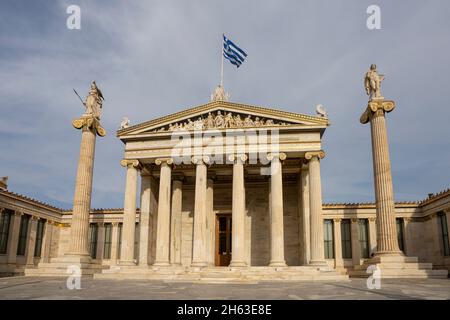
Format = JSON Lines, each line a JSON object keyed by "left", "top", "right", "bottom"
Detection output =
{"left": 223, "top": 34, "right": 247, "bottom": 68}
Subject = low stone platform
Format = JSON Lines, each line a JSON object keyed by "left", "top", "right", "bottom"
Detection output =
{"left": 24, "top": 256, "right": 107, "bottom": 277}
{"left": 94, "top": 265, "right": 349, "bottom": 283}
{"left": 349, "top": 255, "right": 448, "bottom": 279}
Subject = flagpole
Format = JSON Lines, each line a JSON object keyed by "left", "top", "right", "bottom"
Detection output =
{"left": 220, "top": 33, "right": 224, "bottom": 87}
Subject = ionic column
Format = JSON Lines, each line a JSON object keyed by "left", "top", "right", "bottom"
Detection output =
{"left": 96, "top": 223, "right": 105, "bottom": 261}
{"left": 333, "top": 218, "right": 343, "bottom": 268}
{"left": 305, "top": 151, "right": 326, "bottom": 266}
{"left": 153, "top": 158, "right": 173, "bottom": 266}
{"left": 368, "top": 217, "right": 377, "bottom": 256}
{"left": 41, "top": 221, "right": 54, "bottom": 263}
{"left": 25, "top": 216, "right": 39, "bottom": 266}
{"left": 360, "top": 99, "right": 401, "bottom": 256}
{"left": 298, "top": 164, "right": 310, "bottom": 265}
{"left": 170, "top": 179, "right": 183, "bottom": 266}
{"left": 67, "top": 116, "right": 105, "bottom": 258}
{"left": 229, "top": 154, "right": 247, "bottom": 267}
{"left": 351, "top": 218, "right": 361, "bottom": 267}
{"left": 139, "top": 171, "right": 156, "bottom": 266}
{"left": 206, "top": 177, "right": 215, "bottom": 266}
{"left": 403, "top": 217, "right": 411, "bottom": 255}
{"left": 7, "top": 212, "right": 22, "bottom": 264}
{"left": 191, "top": 156, "right": 209, "bottom": 267}
{"left": 446, "top": 211, "right": 450, "bottom": 248}
{"left": 268, "top": 153, "right": 287, "bottom": 267}
{"left": 119, "top": 159, "right": 140, "bottom": 265}
{"left": 110, "top": 222, "right": 119, "bottom": 265}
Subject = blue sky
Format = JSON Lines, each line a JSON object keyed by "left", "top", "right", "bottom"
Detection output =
{"left": 1, "top": 0, "right": 449, "bottom": 209}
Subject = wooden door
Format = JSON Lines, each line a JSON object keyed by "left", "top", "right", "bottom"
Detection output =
{"left": 215, "top": 214, "right": 232, "bottom": 266}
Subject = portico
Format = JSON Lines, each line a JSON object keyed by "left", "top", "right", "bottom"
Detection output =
{"left": 110, "top": 98, "right": 334, "bottom": 273}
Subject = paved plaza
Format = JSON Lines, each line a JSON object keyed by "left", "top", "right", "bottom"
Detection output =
{"left": 0, "top": 277, "right": 449, "bottom": 300}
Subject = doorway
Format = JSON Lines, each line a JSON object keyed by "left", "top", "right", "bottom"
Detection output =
{"left": 215, "top": 214, "right": 232, "bottom": 266}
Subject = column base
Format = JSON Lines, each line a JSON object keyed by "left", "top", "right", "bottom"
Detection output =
{"left": 268, "top": 260, "right": 287, "bottom": 267}
{"left": 153, "top": 261, "right": 171, "bottom": 267}
{"left": 229, "top": 261, "right": 247, "bottom": 267}
{"left": 119, "top": 260, "right": 136, "bottom": 266}
{"left": 190, "top": 261, "right": 208, "bottom": 267}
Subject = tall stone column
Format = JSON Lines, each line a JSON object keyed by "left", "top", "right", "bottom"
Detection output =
{"left": 230, "top": 154, "right": 247, "bottom": 267}
{"left": 170, "top": 179, "right": 183, "bottom": 266}
{"left": 351, "top": 218, "right": 361, "bottom": 267}
{"left": 305, "top": 151, "right": 326, "bottom": 266}
{"left": 110, "top": 222, "right": 119, "bottom": 265}
{"left": 41, "top": 221, "right": 53, "bottom": 263}
{"left": 96, "top": 223, "right": 105, "bottom": 261}
{"left": 368, "top": 217, "right": 377, "bottom": 256}
{"left": 153, "top": 158, "right": 173, "bottom": 266}
{"left": 298, "top": 164, "right": 310, "bottom": 265}
{"left": 139, "top": 171, "right": 156, "bottom": 267}
{"left": 333, "top": 218, "right": 343, "bottom": 268}
{"left": 206, "top": 177, "right": 215, "bottom": 266}
{"left": 67, "top": 115, "right": 105, "bottom": 260}
{"left": 7, "top": 212, "right": 22, "bottom": 264}
{"left": 191, "top": 156, "right": 209, "bottom": 267}
{"left": 119, "top": 159, "right": 140, "bottom": 265}
{"left": 25, "top": 216, "right": 38, "bottom": 266}
{"left": 403, "top": 217, "right": 411, "bottom": 255}
{"left": 268, "top": 153, "right": 287, "bottom": 267}
{"left": 360, "top": 99, "right": 402, "bottom": 256}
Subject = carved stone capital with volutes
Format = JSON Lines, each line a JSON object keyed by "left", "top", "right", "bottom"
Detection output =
{"left": 360, "top": 99, "right": 396, "bottom": 124}
{"left": 72, "top": 115, "right": 106, "bottom": 137}
{"left": 120, "top": 159, "right": 141, "bottom": 169}
{"left": 304, "top": 151, "right": 325, "bottom": 162}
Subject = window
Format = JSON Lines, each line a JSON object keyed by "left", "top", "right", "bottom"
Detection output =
{"left": 89, "top": 223, "right": 98, "bottom": 259}
{"left": 34, "top": 219, "right": 46, "bottom": 257}
{"left": 396, "top": 218, "right": 405, "bottom": 252}
{"left": 103, "top": 223, "right": 112, "bottom": 259}
{"left": 0, "top": 210, "right": 12, "bottom": 254}
{"left": 134, "top": 223, "right": 139, "bottom": 260}
{"left": 341, "top": 219, "right": 352, "bottom": 259}
{"left": 358, "top": 219, "right": 369, "bottom": 258}
{"left": 17, "top": 214, "right": 30, "bottom": 256}
{"left": 323, "top": 219, "right": 334, "bottom": 259}
{"left": 117, "top": 223, "right": 123, "bottom": 259}
{"left": 438, "top": 213, "right": 450, "bottom": 256}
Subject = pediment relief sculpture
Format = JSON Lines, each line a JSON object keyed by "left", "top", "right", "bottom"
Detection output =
{"left": 151, "top": 110, "right": 292, "bottom": 133}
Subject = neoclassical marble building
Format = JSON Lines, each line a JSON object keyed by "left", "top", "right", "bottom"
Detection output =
{"left": 1, "top": 88, "right": 449, "bottom": 280}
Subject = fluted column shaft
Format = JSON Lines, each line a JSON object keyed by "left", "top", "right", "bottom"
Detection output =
{"left": 41, "top": 221, "right": 53, "bottom": 263}
{"left": 299, "top": 165, "right": 310, "bottom": 265}
{"left": 268, "top": 153, "right": 287, "bottom": 267}
{"left": 120, "top": 160, "right": 139, "bottom": 265}
{"left": 333, "top": 218, "right": 343, "bottom": 268}
{"left": 170, "top": 179, "right": 183, "bottom": 265}
{"left": 26, "top": 217, "right": 38, "bottom": 266}
{"left": 366, "top": 102, "right": 401, "bottom": 255}
{"left": 139, "top": 173, "right": 156, "bottom": 266}
{"left": 7, "top": 212, "right": 21, "bottom": 264}
{"left": 110, "top": 222, "right": 119, "bottom": 265}
{"left": 306, "top": 151, "right": 326, "bottom": 266}
{"left": 230, "top": 154, "right": 247, "bottom": 267}
{"left": 206, "top": 178, "right": 215, "bottom": 266}
{"left": 67, "top": 126, "right": 96, "bottom": 256}
{"left": 191, "top": 156, "right": 208, "bottom": 267}
{"left": 154, "top": 158, "right": 173, "bottom": 266}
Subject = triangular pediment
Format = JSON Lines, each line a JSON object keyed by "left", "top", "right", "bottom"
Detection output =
{"left": 117, "top": 100, "right": 328, "bottom": 138}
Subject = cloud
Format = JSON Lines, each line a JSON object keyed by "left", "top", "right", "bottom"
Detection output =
{"left": 0, "top": 0, "right": 449, "bottom": 208}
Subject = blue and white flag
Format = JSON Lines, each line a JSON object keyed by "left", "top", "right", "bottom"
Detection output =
{"left": 223, "top": 34, "right": 247, "bottom": 68}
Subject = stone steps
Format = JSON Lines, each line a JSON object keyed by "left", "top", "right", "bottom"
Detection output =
{"left": 93, "top": 266, "right": 350, "bottom": 282}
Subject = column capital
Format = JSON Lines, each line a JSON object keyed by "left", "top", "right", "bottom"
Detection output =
{"left": 112, "top": 222, "right": 120, "bottom": 227}
{"left": 155, "top": 157, "right": 174, "bottom": 166}
{"left": 304, "top": 151, "right": 325, "bottom": 161}
{"left": 31, "top": 216, "right": 39, "bottom": 221}
{"left": 97, "top": 222, "right": 105, "bottom": 227}
{"left": 14, "top": 211, "right": 23, "bottom": 217}
{"left": 351, "top": 218, "right": 358, "bottom": 223}
{"left": 266, "top": 152, "right": 286, "bottom": 161}
{"left": 360, "top": 99, "right": 396, "bottom": 124}
{"left": 72, "top": 115, "right": 106, "bottom": 137}
{"left": 333, "top": 218, "right": 342, "bottom": 223}
{"left": 191, "top": 155, "right": 210, "bottom": 165}
{"left": 120, "top": 159, "right": 141, "bottom": 169}
{"left": 368, "top": 217, "right": 377, "bottom": 222}
{"left": 228, "top": 153, "right": 248, "bottom": 163}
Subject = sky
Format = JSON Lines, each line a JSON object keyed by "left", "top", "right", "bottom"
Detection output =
{"left": 0, "top": 0, "right": 449, "bottom": 209}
